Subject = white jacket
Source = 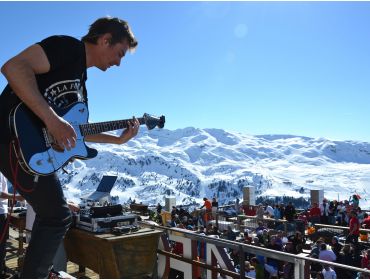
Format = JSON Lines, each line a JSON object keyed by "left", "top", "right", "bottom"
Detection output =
{"left": 0, "top": 173, "right": 8, "bottom": 215}
{"left": 319, "top": 202, "right": 329, "bottom": 216}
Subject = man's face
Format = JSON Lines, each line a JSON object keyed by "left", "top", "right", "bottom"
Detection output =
{"left": 97, "top": 35, "right": 130, "bottom": 71}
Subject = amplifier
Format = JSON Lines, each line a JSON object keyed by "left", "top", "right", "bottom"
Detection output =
{"left": 76, "top": 213, "right": 137, "bottom": 233}
{"left": 79, "top": 204, "right": 123, "bottom": 218}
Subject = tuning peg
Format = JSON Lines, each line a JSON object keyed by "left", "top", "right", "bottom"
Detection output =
{"left": 158, "top": 116, "right": 165, "bottom": 128}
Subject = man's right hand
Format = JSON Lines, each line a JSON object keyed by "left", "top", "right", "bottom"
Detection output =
{"left": 46, "top": 115, "right": 77, "bottom": 151}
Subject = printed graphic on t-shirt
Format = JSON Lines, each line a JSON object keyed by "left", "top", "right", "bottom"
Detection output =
{"left": 44, "top": 79, "right": 84, "bottom": 108}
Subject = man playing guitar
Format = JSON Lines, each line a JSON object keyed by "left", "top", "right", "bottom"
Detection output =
{"left": 0, "top": 17, "right": 139, "bottom": 278}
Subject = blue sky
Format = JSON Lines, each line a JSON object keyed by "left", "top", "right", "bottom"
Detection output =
{"left": 1, "top": 1, "right": 370, "bottom": 142}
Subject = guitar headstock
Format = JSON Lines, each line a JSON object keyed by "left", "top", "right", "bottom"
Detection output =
{"left": 143, "top": 113, "right": 165, "bottom": 130}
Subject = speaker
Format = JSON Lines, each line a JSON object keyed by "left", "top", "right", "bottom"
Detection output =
{"left": 165, "top": 197, "right": 176, "bottom": 212}
{"left": 243, "top": 186, "right": 256, "bottom": 206}
{"left": 89, "top": 204, "right": 123, "bottom": 218}
{"left": 310, "top": 190, "right": 324, "bottom": 205}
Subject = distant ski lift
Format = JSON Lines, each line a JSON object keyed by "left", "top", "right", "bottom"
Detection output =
{"left": 306, "top": 180, "right": 314, "bottom": 183}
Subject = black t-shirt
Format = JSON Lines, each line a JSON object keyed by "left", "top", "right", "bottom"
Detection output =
{"left": 0, "top": 35, "right": 87, "bottom": 144}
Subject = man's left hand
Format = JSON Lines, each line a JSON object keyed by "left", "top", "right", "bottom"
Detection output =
{"left": 118, "top": 117, "right": 140, "bottom": 144}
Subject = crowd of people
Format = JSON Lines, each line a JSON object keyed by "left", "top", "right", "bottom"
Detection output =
{"left": 153, "top": 196, "right": 370, "bottom": 279}
{"left": 305, "top": 195, "right": 368, "bottom": 227}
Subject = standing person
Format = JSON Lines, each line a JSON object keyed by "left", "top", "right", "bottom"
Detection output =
{"left": 346, "top": 210, "right": 360, "bottom": 246}
{"left": 320, "top": 199, "right": 329, "bottom": 224}
{"left": 284, "top": 201, "right": 296, "bottom": 222}
{"left": 309, "top": 202, "right": 321, "bottom": 225}
{"left": 279, "top": 203, "right": 285, "bottom": 221}
{"left": 0, "top": 17, "right": 139, "bottom": 278}
{"left": 211, "top": 197, "right": 218, "bottom": 219}
{"left": 256, "top": 204, "right": 264, "bottom": 221}
{"left": 156, "top": 203, "right": 162, "bottom": 215}
{"left": 0, "top": 173, "right": 24, "bottom": 278}
{"left": 200, "top": 197, "right": 212, "bottom": 224}
{"left": 235, "top": 197, "right": 240, "bottom": 215}
{"left": 350, "top": 194, "right": 360, "bottom": 209}
{"left": 273, "top": 204, "right": 281, "bottom": 220}
{"left": 265, "top": 202, "right": 274, "bottom": 218}
{"left": 357, "top": 207, "right": 365, "bottom": 224}
{"left": 336, "top": 201, "right": 345, "bottom": 225}
{"left": 328, "top": 201, "right": 336, "bottom": 225}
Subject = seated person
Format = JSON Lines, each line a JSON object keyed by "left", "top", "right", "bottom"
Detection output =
{"left": 255, "top": 221, "right": 266, "bottom": 233}
{"left": 244, "top": 261, "right": 256, "bottom": 278}
{"left": 319, "top": 243, "right": 336, "bottom": 262}
{"left": 288, "top": 231, "right": 306, "bottom": 254}
{"left": 362, "top": 213, "right": 370, "bottom": 229}
{"left": 322, "top": 265, "right": 337, "bottom": 279}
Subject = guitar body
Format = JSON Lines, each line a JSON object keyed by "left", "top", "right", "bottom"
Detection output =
{"left": 10, "top": 102, "right": 97, "bottom": 176}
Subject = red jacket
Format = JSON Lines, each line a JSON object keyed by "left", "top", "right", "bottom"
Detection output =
{"left": 349, "top": 217, "right": 360, "bottom": 235}
{"left": 362, "top": 217, "right": 370, "bottom": 229}
{"left": 310, "top": 207, "right": 321, "bottom": 217}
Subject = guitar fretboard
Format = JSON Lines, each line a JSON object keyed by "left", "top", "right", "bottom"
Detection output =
{"left": 80, "top": 118, "right": 145, "bottom": 136}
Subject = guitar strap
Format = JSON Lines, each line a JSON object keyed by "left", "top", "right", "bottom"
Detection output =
{"left": 81, "top": 70, "right": 88, "bottom": 106}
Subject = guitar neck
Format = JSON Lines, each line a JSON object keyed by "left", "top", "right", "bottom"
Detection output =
{"left": 80, "top": 118, "right": 145, "bottom": 136}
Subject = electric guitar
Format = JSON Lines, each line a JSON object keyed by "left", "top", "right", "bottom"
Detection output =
{"left": 9, "top": 102, "right": 165, "bottom": 176}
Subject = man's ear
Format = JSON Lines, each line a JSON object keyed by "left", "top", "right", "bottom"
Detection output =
{"left": 100, "top": 33, "right": 113, "bottom": 46}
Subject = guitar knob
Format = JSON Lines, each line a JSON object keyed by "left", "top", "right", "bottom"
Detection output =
{"left": 36, "top": 160, "right": 43, "bottom": 166}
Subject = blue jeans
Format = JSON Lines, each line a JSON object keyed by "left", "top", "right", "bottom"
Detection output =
{"left": 0, "top": 144, "right": 71, "bottom": 278}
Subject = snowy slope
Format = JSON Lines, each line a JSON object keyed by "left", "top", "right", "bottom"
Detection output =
{"left": 60, "top": 127, "right": 370, "bottom": 208}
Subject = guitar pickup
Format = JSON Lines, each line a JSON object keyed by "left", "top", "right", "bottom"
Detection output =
{"left": 42, "top": 128, "right": 52, "bottom": 148}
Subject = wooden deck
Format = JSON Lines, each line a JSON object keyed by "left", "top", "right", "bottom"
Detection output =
{"left": 5, "top": 213, "right": 160, "bottom": 279}
{"left": 6, "top": 227, "right": 99, "bottom": 279}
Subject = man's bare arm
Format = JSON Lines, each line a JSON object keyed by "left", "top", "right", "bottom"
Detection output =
{"left": 1, "top": 45, "right": 76, "bottom": 150}
{"left": 85, "top": 118, "right": 139, "bottom": 144}
{"left": 0, "top": 191, "right": 24, "bottom": 202}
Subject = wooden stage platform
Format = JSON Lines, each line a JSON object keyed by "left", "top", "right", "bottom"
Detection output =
{"left": 5, "top": 214, "right": 162, "bottom": 279}
{"left": 6, "top": 226, "right": 99, "bottom": 278}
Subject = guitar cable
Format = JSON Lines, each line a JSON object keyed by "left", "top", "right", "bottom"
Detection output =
{"left": 9, "top": 139, "right": 36, "bottom": 194}
{"left": 0, "top": 140, "right": 35, "bottom": 246}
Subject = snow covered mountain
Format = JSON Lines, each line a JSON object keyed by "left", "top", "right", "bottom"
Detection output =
{"left": 61, "top": 127, "right": 370, "bottom": 209}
